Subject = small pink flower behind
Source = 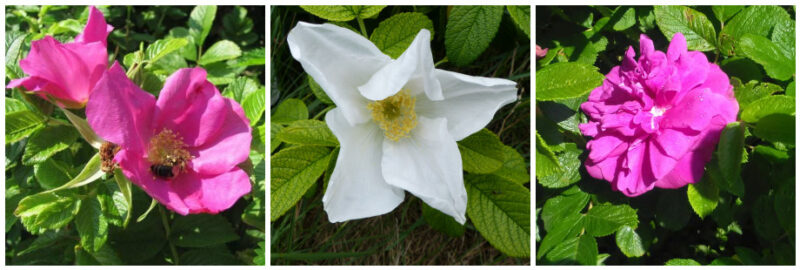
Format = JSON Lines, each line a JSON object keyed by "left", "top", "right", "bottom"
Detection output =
{"left": 7, "top": 6, "right": 114, "bottom": 108}
{"left": 579, "top": 33, "right": 739, "bottom": 197}
{"left": 87, "top": 63, "right": 252, "bottom": 215}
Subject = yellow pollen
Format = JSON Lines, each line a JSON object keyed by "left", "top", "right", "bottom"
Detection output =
{"left": 367, "top": 90, "right": 418, "bottom": 141}
{"left": 146, "top": 128, "right": 192, "bottom": 174}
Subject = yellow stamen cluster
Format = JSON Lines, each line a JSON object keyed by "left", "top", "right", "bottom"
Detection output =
{"left": 367, "top": 90, "right": 418, "bottom": 141}
{"left": 146, "top": 128, "right": 192, "bottom": 174}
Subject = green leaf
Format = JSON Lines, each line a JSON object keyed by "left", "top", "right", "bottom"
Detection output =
{"left": 465, "top": 174, "right": 529, "bottom": 257}
{"left": 5, "top": 32, "right": 26, "bottom": 79}
{"left": 222, "top": 76, "right": 260, "bottom": 103}
{"left": 22, "top": 125, "right": 78, "bottom": 165}
{"left": 188, "top": 5, "right": 217, "bottom": 48}
{"left": 75, "top": 197, "right": 108, "bottom": 252}
{"left": 739, "top": 33, "right": 795, "bottom": 81}
{"left": 653, "top": 6, "right": 717, "bottom": 51}
{"left": 492, "top": 145, "right": 530, "bottom": 185}
{"left": 752, "top": 195, "right": 782, "bottom": 241}
{"left": 735, "top": 246, "right": 763, "bottom": 265}
{"left": 536, "top": 62, "right": 604, "bottom": 101}
{"left": 33, "top": 158, "right": 72, "bottom": 190}
{"left": 656, "top": 189, "right": 691, "bottom": 231}
{"left": 787, "top": 80, "right": 796, "bottom": 97}
{"left": 537, "top": 213, "right": 584, "bottom": 259}
{"left": 535, "top": 130, "right": 561, "bottom": 178}
{"left": 546, "top": 235, "right": 597, "bottom": 265}
{"left": 168, "top": 27, "right": 197, "bottom": 61}
{"left": 145, "top": 38, "right": 188, "bottom": 64}
{"left": 15, "top": 191, "right": 80, "bottom": 233}
{"left": 276, "top": 120, "right": 339, "bottom": 147}
{"left": 665, "top": 258, "right": 701, "bottom": 265}
{"left": 300, "top": 5, "right": 385, "bottom": 21}
{"left": 687, "top": 175, "right": 719, "bottom": 219}
{"left": 111, "top": 170, "right": 133, "bottom": 228}
{"left": 235, "top": 48, "right": 266, "bottom": 67}
{"left": 772, "top": 16, "right": 795, "bottom": 62}
{"left": 5, "top": 98, "right": 28, "bottom": 113}
{"left": 719, "top": 5, "right": 789, "bottom": 56}
{"left": 774, "top": 180, "right": 795, "bottom": 236}
{"left": 198, "top": 40, "right": 242, "bottom": 66}
{"left": 541, "top": 186, "right": 589, "bottom": 232}
{"left": 76, "top": 244, "right": 123, "bottom": 265}
{"left": 307, "top": 75, "right": 333, "bottom": 105}
{"left": 445, "top": 6, "right": 504, "bottom": 66}
{"left": 457, "top": 129, "right": 505, "bottom": 174}
{"left": 615, "top": 225, "right": 645, "bottom": 258}
{"left": 584, "top": 204, "right": 638, "bottom": 237}
{"left": 711, "top": 6, "right": 743, "bottom": 23}
{"left": 538, "top": 143, "right": 581, "bottom": 188}
{"left": 422, "top": 202, "right": 464, "bottom": 237}
{"left": 272, "top": 98, "right": 309, "bottom": 125}
{"left": 369, "top": 12, "right": 433, "bottom": 59}
{"left": 270, "top": 123, "right": 283, "bottom": 153}
{"left": 740, "top": 95, "right": 795, "bottom": 123}
{"left": 716, "top": 122, "right": 745, "bottom": 197}
{"left": 180, "top": 247, "right": 242, "bottom": 265}
{"left": 49, "top": 153, "right": 104, "bottom": 192}
{"left": 254, "top": 241, "right": 266, "bottom": 265}
{"left": 97, "top": 180, "right": 129, "bottom": 228}
{"left": 171, "top": 214, "right": 239, "bottom": 247}
{"left": 721, "top": 58, "right": 763, "bottom": 82}
{"left": 753, "top": 113, "right": 795, "bottom": 145}
{"left": 611, "top": 7, "right": 636, "bottom": 31}
{"left": 60, "top": 107, "right": 104, "bottom": 149}
{"left": 731, "top": 79, "right": 780, "bottom": 108}
{"left": 506, "top": 6, "right": 530, "bottom": 37}
{"left": 271, "top": 146, "right": 332, "bottom": 221}
{"left": 5, "top": 110, "right": 46, "bottom": 144}
{"left": 242, "top": 89, "right": 265, "bottom": 126}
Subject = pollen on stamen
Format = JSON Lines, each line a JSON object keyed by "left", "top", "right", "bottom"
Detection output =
{"left": 367, "top": 90, "right": 418, "bottom": 141}
{"left": 146, "top": 128, "right": 192, "bottom": 176}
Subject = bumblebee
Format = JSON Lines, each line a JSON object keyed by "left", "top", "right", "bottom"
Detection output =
{"left": 150, "top": 164, "right": 175, "bottom": 178}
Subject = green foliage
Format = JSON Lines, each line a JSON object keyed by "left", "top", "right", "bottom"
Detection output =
{"left": 465, "top": 174, "right": 530, "bottom": 258}
{"left": 444, "top": 6, "right": 504, "bottom": 66}
{"left": 300, "top": 5, "right": 386, "bottom": 22}
{"left": 535, "top": 62, "right": 604, "bottom": 101}
{"left": 537, "top": 5, "right": 795, "bottom": 266}
{"left": 457, "top": 129, "right": 506, "bottom": 174}
{"left": 5, "top": 5, "right": 265, "bottom": 265}
{"left": 270, "top": 146, "right": 332, "bottom": 221}
{"left": 369, "top": 12, "right": 433, "bottom": 59}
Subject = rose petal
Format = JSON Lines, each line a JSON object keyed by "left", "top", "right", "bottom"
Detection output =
{"left": 87, "top": 62, "right": 155, "bottom": 153}
{"left": 415, "top": 69, "right": 517, "bottom": 141}
{"left": 189, "top": 98, "right": 252, "bottom": 175}
{"left": 114, "top": 148, "right": 190, "bottom": 215}
{"left": 381, "top": 116, "right": 467, "bottom": 224}
{"left": 74, "top": 6, "right": 113, "bottom": 47}
{"left": 169, "top": 168, "right": 252, "bottom": 215}
{"left": 322, "top": 108, "right": 405, "bottom": 222}
{"left": 357, "top": 29, "right": 442, "bottom": 101}
{"left": 287, "top": 22, "right": 390, "bottom": 125}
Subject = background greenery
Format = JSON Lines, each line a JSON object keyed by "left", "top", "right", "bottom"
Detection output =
{"left": 271, "top": 5, "right": 530, "bottom": 265}
{"left": 5, "top": 5, "right": 266, "bottom": 265}
{"left": 536, "top": 5, "right": 795, "bottom": 265}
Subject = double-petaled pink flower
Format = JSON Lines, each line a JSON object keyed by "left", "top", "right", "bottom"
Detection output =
{"left": 579, "top": 33, "right": 739, "bottom": 197}
{"left": 87, "top": 63, "right": 252, "bottom": 215}
{"left": 7, "top": 6, "right": 113, "bottom": 108}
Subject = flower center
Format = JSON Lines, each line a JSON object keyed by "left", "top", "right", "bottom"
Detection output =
{"left": 146, "top": 128, "right": 192, "bottom": 177}
{"left": 650, "top": 106, "right": 667, "bottom": 117}
{"left": 367, "top": 90, "right": 418, "bottom": 141}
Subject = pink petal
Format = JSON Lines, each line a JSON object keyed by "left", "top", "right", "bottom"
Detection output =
{"left": 114, "top": 148, "right": 190, "bottom": 215}
{"left": 87, "top": 62, "right": 155, "bottom": 153}
{"left": 170, "top": 168, "right": 252, "bottom": 215}
{"left": 662, "top": 88, "right": 733, "bottom": 131}
{"left": 587, "top": 135, "right": 628, "bottom": 163}
{"left": 667, "top": 32, "right": 687, "bottom": 62}
{"left": 639, "top": 34, "right": 654, "bottom": 57}
{"left": 153, "top": 68, "right": 230, "bottom": 147}
{"left": 18, "top": 36, "right": 107, "bottom": 104}
{"left": 647, "top": 139, "right": 679, "bottom": 180}
{"left": 189, "top": 98, "right": 252, "bottom": 175}
{"left": 614, "top": 142, "right": 656, "bottom": 197}
{"left": 652, "top": 128, "right": 699, "bottom": 159}
{"left": 74, "top": 6, "right": 113, "bottom": 47}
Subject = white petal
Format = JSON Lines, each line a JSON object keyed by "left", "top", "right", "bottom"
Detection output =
{"left": 357, "top": 29, "right": 443, "bottom": 101}
{"left": 322, "top": 108, "right": 405, "bottom": 222}
{"left": 381, "top": 116, "right": 467, "bottom": 224}
{"left": 287, "top": 22, "right": 391, "bottom": 125}
{"left": 416, "top": 69, "right": 517, "bottom": 141}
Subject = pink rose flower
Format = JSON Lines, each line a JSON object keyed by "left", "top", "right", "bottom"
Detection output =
{"left": 579, "top": 33, "right": 739, "bottom": 197}
{"left": 87, "top": 63, "right": 252, "bottom": 215}
{"left": 7, "top": 6, "right": 114, "bottom": 108}
{"left": 536, "top": 45, "right": 549, "bottom": 58}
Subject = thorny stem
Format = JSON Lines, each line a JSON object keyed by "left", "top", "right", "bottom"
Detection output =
{"left": 159, "top": 205, "right": 180, "bottom": 265}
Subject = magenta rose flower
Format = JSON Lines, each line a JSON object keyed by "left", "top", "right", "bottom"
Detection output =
{"left": 579, "top": 33, "right": 739, "bottom": 197}
{"left": 86, "top": 63, "right": 252, "bottom": 215}
{"left": 7, "top": 6, "right": 113, "bottom": 108}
